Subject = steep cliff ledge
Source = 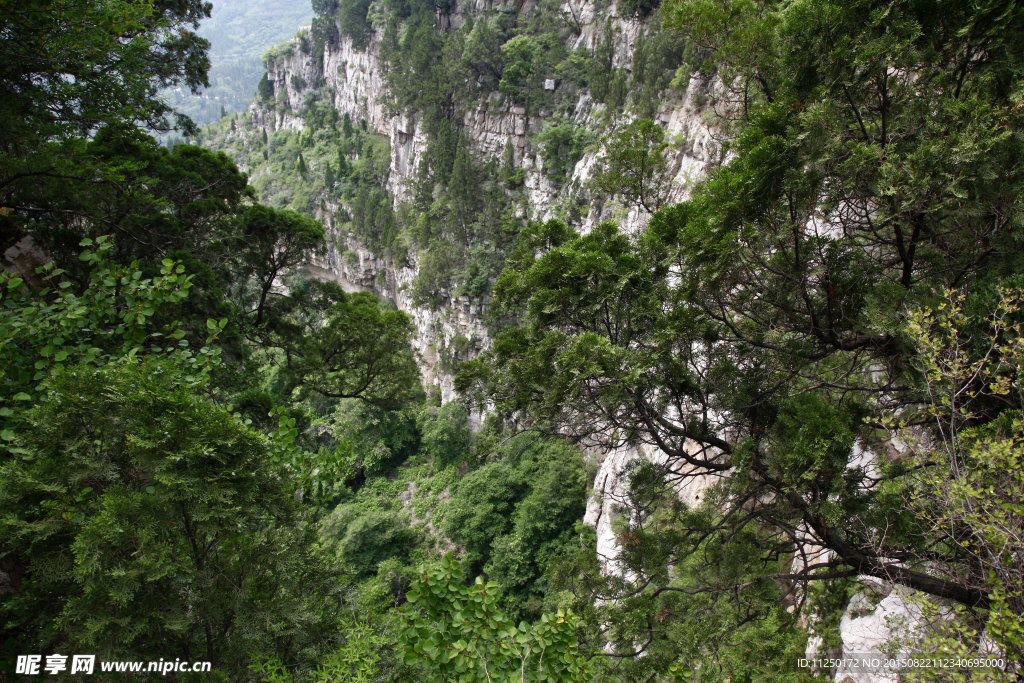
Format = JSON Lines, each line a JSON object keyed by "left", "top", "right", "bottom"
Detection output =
{"left": 243, "top": 0, "right": 722, "bottom": 407}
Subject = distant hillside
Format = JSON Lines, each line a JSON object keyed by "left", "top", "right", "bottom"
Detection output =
{"left": 165, "top": 0, "right": 312, "bottom": 131}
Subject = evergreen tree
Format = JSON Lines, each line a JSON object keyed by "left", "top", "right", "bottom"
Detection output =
{"left": 499, "top": 138, "right": 519, "bottom": 187}
{"left": 343, "top": 111, "right": 353, "bottom": 138}
{"left": 588, "top": 19, "right": 615, "bottom": 102}
{"left": 414, "top": 156, "right": 434, "bottom": 214}
{"left": 262, "top": 127, "right": 268, "bottom": 145}
{"left": 324, "top": 161, "right": 335, "bottom": 191}
{"left": 448, "top": 141, "right": 478, "bottom": 244}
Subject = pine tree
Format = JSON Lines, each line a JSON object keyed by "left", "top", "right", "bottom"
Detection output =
{"left": 499, "top": 139, "right": 517, "bottom": 185}
{"left": 414, "top": 156, "right": 433, "bottom": 213}
{"left": 296, "top": 153, "right": 308, "bottom": 177}
{"left": 262, "top": 128, "right": 268, "bottom": 145}
{"left": 449, "top": 144, "right": 475, "bottom": 204}
{"left": 221, "top": 104, "right": 227, "bottom": 118}
{"left": 588, "top": 19, "right": 615, "bottom": 102}
{"left": 343, "top": 112, "right": 353, "bottom": 139}
{"left": 324, "top": 162, "right": 335, "bottom": 191}
{"left": 337, "top": 150, "right": 349, "bottom": 177}
{"left": 448, "top": 142, "right": 477, "bottom": 244}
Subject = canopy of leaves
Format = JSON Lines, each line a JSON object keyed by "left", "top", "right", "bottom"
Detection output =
{"left": 0, "top": 359, "right": 338, "bottom": 669}
{"left": 457, "top": 0, "right": 1024, "bottom": 676}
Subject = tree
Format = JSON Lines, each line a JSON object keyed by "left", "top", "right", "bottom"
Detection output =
{"left": 235, "top": 205, "right": 325, "bottom": 327}
{"left": 896, "top": 289, "right": 1024, "bottom": 668}
{"left": 448, "top": 142, "right": 479, "bottom": 243}
{"left": 456, "top": 0, "right": 1024, "bottom": 652}
{"left": 586, "top": 19, "right": 615, "bottom": 103}
{"left": 1, "top": 0, "right": 217, "bottom": 263}
{"left": 335, "top": 0, "right": 373, "bottom": 49}
{"left": 399, "top": 554, "right": 590, "bottom": 683}
{"left": 594, "top": 118, "right": 668, "bottom": 213}
{"left": 0, "top": 359, "right": 339, "bottom": 670}
{"left": 258, "top": 73, "right": 275, "bottom": 102}
{"left": 462, "top": 18, "right": 504, "bottom": 81}
{"left": 0, "top": 237, "right": 204, "bottom": 453}
{"left": 499, "top": 35, "right": 539, "bottom": 102}
{"left": 324, "top": 161, "right": 336, "bottom": 191}
{"left": 0, "top": 0, "right": 210, "bottom": 142}
{"left": 259, "top": 281, "right": 421, "bottom": 409}
{"left": 444, "top": 433, "right": 588, "bottom": 621}
{"left": 539, "top": 122, "right": 593, "bottom": 184}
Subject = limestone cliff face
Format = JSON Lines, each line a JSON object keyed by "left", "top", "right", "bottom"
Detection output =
{"left": 252, "top": 1, "right": 721, "bottom": 407}
{"left": 253, "top": 7, "right": 922, "bottom": 670}
{"left": 250, "top": 0, "right": 724, "bottom": 566}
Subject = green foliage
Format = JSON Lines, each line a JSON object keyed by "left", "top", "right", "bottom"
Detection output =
{"left": 331, "top": 398, "right": 421, "bottom": 476}
{"left": 538, "top": 122, "right": 595, "bottom": 184}
{"left": 628, "top": 25, "right": 686, "bottom": 117}
{"left": 619, "top": 0, "right": 661, "bottom": 18}
{"left": 321, "top": 506, "right": 419, "bottom": 579}
{"left": 260, "top": 284, "right": 421, "bottom": 408}
{"left": 499, "top": 35, "right": 541, "bottom": 100}
{"left": 236, "top": 205, "right": 325, "bottom": 326}
{"left": 594, "top": 118, "right": 668, "bottom": 212}
{"left": 895, "top": 290, "right": 1024, "bottom": 668}
{"left": 587, "top": 19, "right": 616, "bottom": 103}
{"left": 417, "top": 402, "right": 472, "bottom": 468}
{"left": 0, "top": 0, "right": 210, "bottom": 142}
{"left": 411, "top": 242, "right": 459, "bottom": 308}
{"left": 0, "top": 3, "right": 449, "bottom": 680}
{"left": 0, "top": 239, "right": 229, "bottom": 460}
{"left": 0, "top": 359, "right": 337, "bottom": 668}
{"left": 444, "top": 434, "right": 587, "bottom": 620}
{"left": 400, "top": 553, "right": 590, "bottom": 682}
{"left": 458, "top": 0, "right": 1024, "bottom": 673}
{"left": 251, "top": 619, "right": 386, "bottom": 683}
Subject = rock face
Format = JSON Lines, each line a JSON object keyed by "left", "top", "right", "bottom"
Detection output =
{"left": 253, "top": 0, "right": 721, "bottom": 608}
{"left": 253, "top": 0, "right": 720, "bottom": 417}
{"left": 251, "top": 8, "right": 945, "bottom": 675}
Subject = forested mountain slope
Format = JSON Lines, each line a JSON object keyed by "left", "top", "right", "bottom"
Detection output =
{"left": 198, "top": 0, "right": 1024, "bottom": 678}
{"left": 2, "top": 0, "right": 1023, "bottom": 681}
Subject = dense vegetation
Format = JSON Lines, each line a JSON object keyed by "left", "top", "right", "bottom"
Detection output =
{"left": 3, "top": 0, "right": 1024, "bottom": 681}
{"left": 0, "top": 0, "right": 587, "bottom": 680}
{"left": 459, "top": 0, "right": 1024, "bottom": 679}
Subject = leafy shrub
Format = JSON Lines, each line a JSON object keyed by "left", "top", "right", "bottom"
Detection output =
{"left": 619, "top": 0, "right": 661, "bottom": 18}
{"left": 444, "top": 434, "right": 587, "bottom": 619}
{"left": 538, "top": 122, "right": 595, "bottom": 184}
{"left": 321, "top": 506, "right": 419, "bottom": 578}
{"left": 417, "top": 401, "right": 472, "bottom": 467}
{"left": 331, "top": 398, "right": 420, "bottom": 476}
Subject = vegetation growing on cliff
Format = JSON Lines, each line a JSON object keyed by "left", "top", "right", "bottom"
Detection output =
{"left": 0, "top": 1, "right": 584, "bottom": 678}
{"left": 4, "top": 0, "right": 1024, "bottom": 680}
{"left": 457, "top": 0, "right": 1024, "bottom": 678}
